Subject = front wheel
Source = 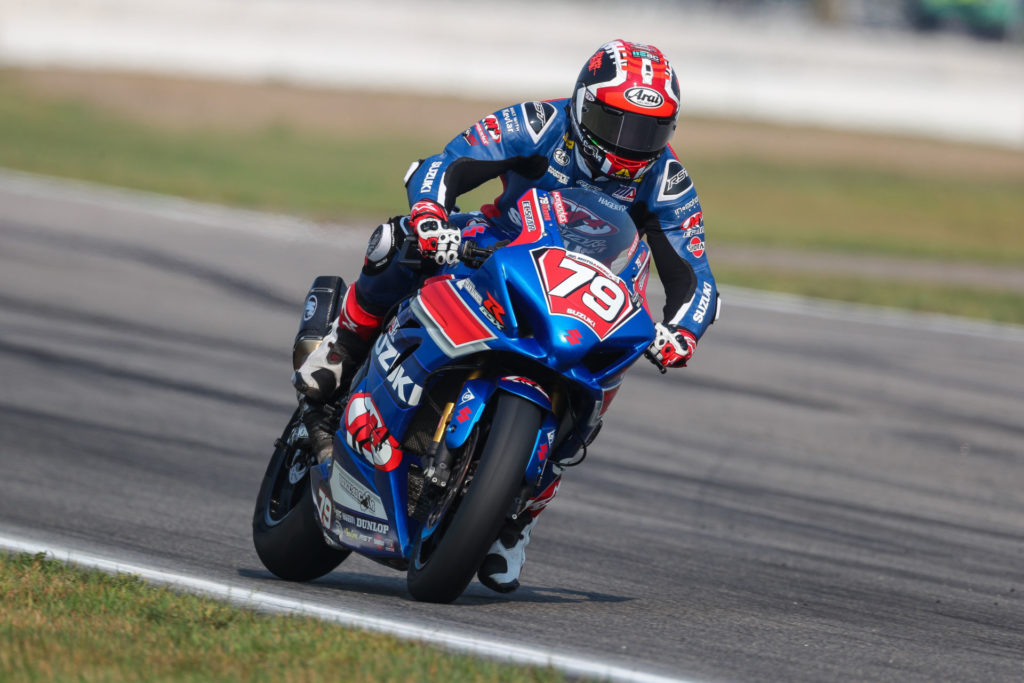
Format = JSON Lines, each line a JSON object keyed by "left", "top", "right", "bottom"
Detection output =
{"left": 407, "top": 393, "right": 543, "bottom": 603}
{"left": 252, "top": 409, "right": 350, "bottom": 581}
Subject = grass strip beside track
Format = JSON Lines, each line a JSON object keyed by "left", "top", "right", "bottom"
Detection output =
{"left": 0, "top": 552, "right": 563, "bottom": 682}
{"left": 2, "top": 69, "right": 1022, "bottom": 323}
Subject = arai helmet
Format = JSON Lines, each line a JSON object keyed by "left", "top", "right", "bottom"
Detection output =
{"left": 570, "top": 40, "right": 680, "bottom": 181}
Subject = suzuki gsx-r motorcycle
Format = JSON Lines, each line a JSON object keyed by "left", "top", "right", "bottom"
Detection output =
{"left": 252, "top": 187, "right": 656, "bottom": 603}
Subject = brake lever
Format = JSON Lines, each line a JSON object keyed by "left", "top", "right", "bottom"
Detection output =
{"left": 644, "top": 349, "right": 668, "bottom": 374}
{"left": 458, "top": 239, "right": 505, "bottom": 269}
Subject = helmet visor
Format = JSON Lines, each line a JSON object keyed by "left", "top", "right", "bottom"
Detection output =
{"left": 579, "top": 99, "right": 675, "bottom": 158}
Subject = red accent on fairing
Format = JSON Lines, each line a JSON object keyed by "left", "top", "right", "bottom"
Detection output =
{"left": 338, "top": 287, "right": 384, "bottom": 342}
{"left": 634, "top": 250, "right": 652, "bottom": 316}
{"left": 600, "top": 383, "right": 622, "bottom": 415}
{"left": 483, "top": 292, "right": 506, "bottom": 327}
{"left": 509, "top": 189, "right": 546, "bottom": 247}
{"left": 423, "top": 274, "right": 455, "bottom": 286}
{"left": 418, "top": 280, "right": 495, "bottom": 348}
{"left": 525, "top": 476, "right": 561, "bottom": 518}
{"left": 344, "top": 392, "right": 402, "bottom": 471}
{"left": 534, "top": 248, "right": 641, "bottom": 342}
{"left": 462, "top": 224, "right": 487, "bottom": 237}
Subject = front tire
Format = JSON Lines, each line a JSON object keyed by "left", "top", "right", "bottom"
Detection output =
{"left": 407, "top": 393, "right": 543, "bottom": 603}
{"left": 252, "top": 409, "right": 350, "bottom": 581}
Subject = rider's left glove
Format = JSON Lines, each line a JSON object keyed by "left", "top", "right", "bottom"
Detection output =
{"left": 410, "top": 199, "right": 461, "bottom": 266}
{"left": 647, "top": 322, "right": 698, "bottom": 370}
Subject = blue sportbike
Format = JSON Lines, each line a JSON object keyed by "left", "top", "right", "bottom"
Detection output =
{"left": 253, "top": 187, "right": 656, "bottom": 603}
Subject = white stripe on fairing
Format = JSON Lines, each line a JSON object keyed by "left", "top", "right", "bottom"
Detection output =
{"left": 0, "top": 533, "right": 693, "bottom": 683}
{"left": 2, "top": 168, "right": 1022, "bottom": 343}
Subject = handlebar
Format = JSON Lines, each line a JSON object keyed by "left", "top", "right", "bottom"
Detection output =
{"left": 396, "top": 237, "right": 505, "bottom": 271}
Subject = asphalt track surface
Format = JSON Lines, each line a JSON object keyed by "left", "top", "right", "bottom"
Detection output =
{"left": 1, "top": 172, "right": 1022, "bottom": 682}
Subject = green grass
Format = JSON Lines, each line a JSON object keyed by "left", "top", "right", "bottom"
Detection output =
{"left": 0, "top": 72, "right": 500, "bottom": 221}
{"left": 1, "top": 70, "right": 1022, "bottom": 323}
{"left": 691, "top": 158, "right": 1024, "bottom": 265}
{"left": 0, "top": 552, "right": 563, "bottom": 682}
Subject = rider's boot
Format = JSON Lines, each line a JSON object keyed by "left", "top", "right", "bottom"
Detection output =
{"left": 292, "top": 287, "right": 381, "bottom": 463}
{"left": 478, "top": 473, "right": 562, "bottom": 593}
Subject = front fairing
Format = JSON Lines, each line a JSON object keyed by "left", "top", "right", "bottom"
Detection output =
{"left": 317, "top": 187, "right": 655, "bottom": 564}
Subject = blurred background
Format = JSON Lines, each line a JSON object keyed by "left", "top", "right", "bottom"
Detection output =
{"left": 1, "top": 0, "right": 1022, "bottom": 322}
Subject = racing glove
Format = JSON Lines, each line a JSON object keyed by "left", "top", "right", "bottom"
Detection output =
{"left": 647, "top": 322, "right": 698, "bottom": 371}
{"left": 410, "top": 199, "right": 460, "bottom": 265}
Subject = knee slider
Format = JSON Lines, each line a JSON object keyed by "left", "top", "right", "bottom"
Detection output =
{"left": 363, "top": 217, "right": 407, "bottom": 275}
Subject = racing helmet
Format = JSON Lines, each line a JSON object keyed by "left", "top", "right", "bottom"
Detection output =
{"left": 570, "top": 40, "right": 680, "bottom": 181}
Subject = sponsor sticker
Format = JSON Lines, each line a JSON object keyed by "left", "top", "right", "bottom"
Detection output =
{"left": 551, "top": 191, "right": 569, "bottom": 225}
{"left": 687, "top": 236, "right": 705, "bottom": 258}
{"left": 316, "top": 484, "right": 333, "bottom": 528}
{"left": 303, "top": 295, "right": 317, "bottom": 321}
{"left": 482, "top": 114, "right": 502, "bottom": 143}
{"left": 343, "top": 393, "right": 402, "bottom": 471}
{"left": 419, "top": 160, "right": 443, "bottom": 193}
{"left": 474, "top": 121, "right": 489, "bottom": 146}
{"left": 331, "top": 466, "right": 388, "bottom": 520}
{"left": 532, "top": 247, "right": 642, "bottom": 341}
{"left": 624, "top": 87, "right": 664, "bottom": 109}
{"left": 693, "top": 281, "right": 713, "bottom": 324}
{"left": 501, "top": 107, "right": 520, "bottom": 133}
{"left": 547, "top": 166, "right": 569, "bottom": 184}
{"left": 612, "top": 186, "right": 637, "bottom": 202}
{"left": 681, "top": 210, "right": 703, "bottom": 233}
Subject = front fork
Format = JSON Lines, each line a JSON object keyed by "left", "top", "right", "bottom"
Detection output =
{"left": 440, "top": 375, "right": 560, "bottom": 518}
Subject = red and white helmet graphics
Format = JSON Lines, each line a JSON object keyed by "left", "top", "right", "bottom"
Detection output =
{"left": 579, "top": 40, "right": 679, "bottom": 119}
{"left": 571, "top": 40, "right": 680, "bottom": 180}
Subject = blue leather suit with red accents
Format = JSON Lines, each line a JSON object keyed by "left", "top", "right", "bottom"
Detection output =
{"left": 352, "top": 98, "right": 719, "bottom": 344}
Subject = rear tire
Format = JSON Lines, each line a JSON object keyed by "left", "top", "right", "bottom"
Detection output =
{"left": 406, "top": 393, "right": 543, "bottom": 603}
{"left": 252, "top": 409, "right": 350, "bottom": 581}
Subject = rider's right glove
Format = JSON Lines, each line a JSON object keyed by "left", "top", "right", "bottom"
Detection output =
{"left": 647, "top": 322, "right": 698, "bottom": 371}
{"left": 410, "top": 199, "right": 461, "bottom": 266}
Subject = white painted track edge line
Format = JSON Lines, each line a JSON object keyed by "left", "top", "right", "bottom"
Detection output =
{"left": 722, "top": 285, "right": 1024, "bottom": 342}
{"left": 0, "top": 533, "right": 693, "bottom": 683}
{"left": 3, "top": 166, "right": 1021, "bottom": 342}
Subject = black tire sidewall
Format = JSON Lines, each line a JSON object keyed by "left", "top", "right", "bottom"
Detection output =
{"left": 252, "top": 413, "right": 349, "bottom": 582}
{"left": 406, "top": 393, "right": 544, "bottom": 603}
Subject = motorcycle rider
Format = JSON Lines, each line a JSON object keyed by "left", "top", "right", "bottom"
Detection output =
{"left": 294, "top": 39, "right": 720, "bottom": 593}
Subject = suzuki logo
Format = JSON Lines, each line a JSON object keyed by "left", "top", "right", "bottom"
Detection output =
{"left": 388, "top": 365, "right": 423, "bottom": 406}
{"left": 566, "top": 329, "right": 583, "bottom": 345}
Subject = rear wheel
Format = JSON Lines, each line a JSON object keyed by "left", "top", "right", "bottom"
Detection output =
{"left": 252, "top": 409, "right": 350, "bottom": 581}
{"left": 406, "top": 393, "right": 543, "bottom": 603}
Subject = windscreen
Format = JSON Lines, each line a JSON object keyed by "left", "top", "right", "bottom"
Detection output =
{"left": 551, "top": 189, "right": 640, "bottom": 275}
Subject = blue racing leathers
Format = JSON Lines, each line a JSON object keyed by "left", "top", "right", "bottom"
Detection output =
{"left": 404, "top": 98, "right": 719, "bottom": 339}
{"left": 353, "top": 98, "right": 719, "bottom": 345}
